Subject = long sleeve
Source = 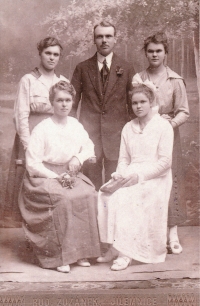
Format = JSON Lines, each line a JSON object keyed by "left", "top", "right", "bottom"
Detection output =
{"left": 70, "top": 65, "right": 83, "bottom": 118}
{"left": 14, "top": 75, "right": 31, "bottom": 149}
{"left": 127, "top": 66, "right": 136, "bottom": 117}
{"left": 73, "top": 122, "right": 95, "bottom": 164}
{"left": 116, "top": 131, "right": 131, "bottom": 174}
{"left": 171, "top": 78, "right": 190, "bottom": 127}
{"left": 138, "top": 123, "right": 174, "bottom": 181}
{"left": 26, "top": 127, "right": 58, "bottom": 178}
{"left": 26, "top": 118, "right": 95, "bottom": 178}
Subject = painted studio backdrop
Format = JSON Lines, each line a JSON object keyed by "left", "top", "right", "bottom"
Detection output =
{"left": 0, "top": 0, "right": 199, "bottom": 226}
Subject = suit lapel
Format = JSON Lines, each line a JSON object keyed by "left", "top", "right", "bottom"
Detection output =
{"left": 104, "top": 53, "right": 119, "bottom": 104}
{"left": 88, "top": 54, "right": 103, "bottom": 101}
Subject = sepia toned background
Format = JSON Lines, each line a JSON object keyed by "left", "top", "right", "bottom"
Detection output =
{"left": 0, "top": 0, "right": 199, "bottom": 227}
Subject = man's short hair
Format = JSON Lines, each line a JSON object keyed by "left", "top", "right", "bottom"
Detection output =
{"left": 93, "top": 20, "right": 116, "bottom": 37}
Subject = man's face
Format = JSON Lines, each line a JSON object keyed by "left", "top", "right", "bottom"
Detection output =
{"left": 94, "top": 26, "right": 116, "bottom": 56}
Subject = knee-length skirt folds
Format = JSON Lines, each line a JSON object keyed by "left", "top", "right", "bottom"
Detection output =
{"left": 19, "top": 170, "right": 101, "bottom": 268}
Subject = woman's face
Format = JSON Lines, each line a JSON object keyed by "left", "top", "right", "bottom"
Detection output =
{"left": 146, "top": 43, "right": 166, "bottom": 68}
{"left": 40, "top": 45, "right": 61, "bottom": 71}
{"left": 131, "top": 92, "right": 152, "bottom": 118}
{"left": 52, "top": 90, "right": 73, "bottom": 118}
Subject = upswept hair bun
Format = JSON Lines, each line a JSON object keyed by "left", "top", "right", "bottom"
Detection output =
{"left": 49, "top": 81, "right": 76, "bottom": 104}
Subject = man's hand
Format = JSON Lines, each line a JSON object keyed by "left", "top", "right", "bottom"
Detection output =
{"left": 121, "top": 173, "right": 138, "bottom": 187}
{"left": 68, "top": 156, "right": 81, "bottom": 173}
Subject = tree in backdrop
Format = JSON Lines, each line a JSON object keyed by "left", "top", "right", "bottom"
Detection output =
{"left": 41, "top": 0, "right": 199, "bottom": 88}
{"left": 40, "top": 0, "right": 200, "bottom": 226}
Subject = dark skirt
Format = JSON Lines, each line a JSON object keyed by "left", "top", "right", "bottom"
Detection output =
{"left": 4, "top": 113, "right": 52, "bottom": 223}
{"left": 4, "top": 134, "right": 25, "bottom": 222}
{"left": 168, "top": 127, "right": 187, "bottom": 226}
{"left": 19, "top": 169, "right": 101, "bottom": 269}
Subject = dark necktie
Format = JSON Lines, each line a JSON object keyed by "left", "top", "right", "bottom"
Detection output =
{"left": 101, "top": 59, "right": 109, "bottom": 86}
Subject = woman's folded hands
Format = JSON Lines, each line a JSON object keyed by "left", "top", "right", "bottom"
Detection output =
{"left": 111, "top": 172, "right": 138, "bottom": 187}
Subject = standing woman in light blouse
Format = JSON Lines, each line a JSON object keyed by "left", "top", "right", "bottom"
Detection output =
{"left": 5, "top": 37, "right": 69, "bottom": 222}
{"left": 132, "top": 32, "right": 189, "bottom": 254}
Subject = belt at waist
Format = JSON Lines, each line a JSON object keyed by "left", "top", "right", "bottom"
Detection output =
{"left": 43, "top": 161, "right": 69, "bottom": 175}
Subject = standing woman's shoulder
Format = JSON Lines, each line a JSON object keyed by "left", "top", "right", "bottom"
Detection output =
{"left": 166, "top": 66, "right": 186, "bottom": 100}
{"left": 17, "top": 70, "right": 39, "bottom": 85}
{"left": 166, "top": 66, "right": 184, "bottom": 81}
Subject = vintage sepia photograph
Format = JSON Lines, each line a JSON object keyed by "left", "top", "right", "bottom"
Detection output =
{"left": 0, "top": 0, "right": 199, "bottom": 305}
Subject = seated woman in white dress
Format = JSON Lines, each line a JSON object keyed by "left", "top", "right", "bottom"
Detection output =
{"left": 97, "top": 82, "right": 174, "bottom": 271}
{"left": 19, "top": 81, "right": 101, "bottom": 273}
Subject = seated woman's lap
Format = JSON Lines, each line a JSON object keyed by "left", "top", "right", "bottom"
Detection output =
{"left": 19, "top": 172, "right": 100, "bottom": 268}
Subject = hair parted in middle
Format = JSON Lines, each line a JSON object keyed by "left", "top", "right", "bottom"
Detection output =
{"left": 143, "top": 32, "right": 169, "bottom": 54}
{"left": 93, "top": 20, "right": 116, "bottom": 37}
{"left": 49, "top": 81, "right": 76, "bottom": 104}
{"left": 129, "top": 84, "right": 155, "bottom": 104}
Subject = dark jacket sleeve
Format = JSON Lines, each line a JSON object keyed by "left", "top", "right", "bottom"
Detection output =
{"left": 70, "top": 64, "right": 83, "bottom": 118}
{"left": 126, "top": 65, "right": 135, "bottom": 118}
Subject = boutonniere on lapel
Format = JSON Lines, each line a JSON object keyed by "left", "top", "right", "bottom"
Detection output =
{"left": 116, "top": 66, "right": 124, "bottom": 76}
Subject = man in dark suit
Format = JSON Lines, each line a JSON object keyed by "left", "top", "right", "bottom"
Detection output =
{"left": 71, "top": 21, "right": 135, "bottom": 190}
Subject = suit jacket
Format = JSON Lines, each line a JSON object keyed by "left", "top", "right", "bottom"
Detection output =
{"left": 71, "top": 52, "right": 135, "bottom": 160}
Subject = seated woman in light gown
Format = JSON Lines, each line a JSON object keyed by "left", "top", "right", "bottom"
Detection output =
{"left": 19, "top": 81, "right": 101, "bottom": 273}
{"left": 97, "top": 81, "right": 174, "bottom": 271}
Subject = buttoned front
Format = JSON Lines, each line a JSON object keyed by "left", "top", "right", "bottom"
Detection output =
{"left": 14, "top": 68, "right": 69, "bottom": 149}
{"left": 71, "top": 53, "right": 135, "bottom": 160}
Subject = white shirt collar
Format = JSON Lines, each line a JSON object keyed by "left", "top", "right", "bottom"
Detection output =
{"left": 97, "top": 52, "right": 113, "bottom": 70}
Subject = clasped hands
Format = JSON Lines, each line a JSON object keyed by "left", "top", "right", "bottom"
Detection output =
{"left": 111, "top": 172, "right": 138, "bottom": 188}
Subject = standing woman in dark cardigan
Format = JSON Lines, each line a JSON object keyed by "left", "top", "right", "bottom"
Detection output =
{"left": 132, "top": 32, "right": 189, "bottom": 254}
{"left": 4, "top": 37, "right": 69, "bottom": 222}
